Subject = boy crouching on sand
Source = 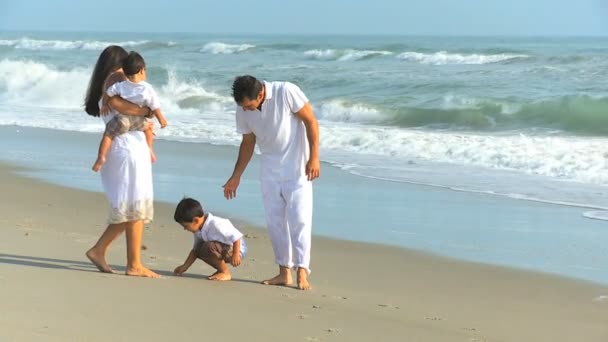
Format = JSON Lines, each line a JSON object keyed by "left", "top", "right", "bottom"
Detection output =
{"left": 173, "top": 197, "right": 247, "bottom": 281}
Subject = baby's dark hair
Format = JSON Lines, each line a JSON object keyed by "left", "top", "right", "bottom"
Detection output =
{"left": 123, "top": 51, "right": 146, "bottom": 76}
{"left": 174, "top": 197, "right": 205, "bottom": 223}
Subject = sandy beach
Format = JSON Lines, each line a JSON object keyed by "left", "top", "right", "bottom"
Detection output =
{"left": 0, "top": 162, "right": 606, "bottom": 341}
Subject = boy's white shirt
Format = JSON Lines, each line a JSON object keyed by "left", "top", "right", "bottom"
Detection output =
{"left": 193, "top": 212, "right": 248, "bottom": 257}
{"left": 106, "top": 80, "right": 161, "bottom": 111}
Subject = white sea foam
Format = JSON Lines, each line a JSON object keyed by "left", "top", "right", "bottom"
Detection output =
{"left": 397, "top": 51, "right": 528, "bottom": 65}
{"left": 319, "top": 123, "right": 608, "bottom": 186}
{"left": 0, "top": 38, "right": 150, "bottom": 50}
{"left": 582, "top": 211, "right": 608, "bottom": 221}
{"left": 201, "top": 42, "right": 255, "bottom": 54}
{"left": 304, "top": 49, "right": 392, "bottom": 61}
{"left": 0, "top": 59, "right": 90, "bottom": 108}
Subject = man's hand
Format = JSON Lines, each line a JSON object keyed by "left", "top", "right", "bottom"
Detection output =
{"left": 222, "top": 176, "right": 240, "bottom": 200}
{"left": 173, "top": 264, "right": 188, "bottom": 276}
{"left": 306, "top": 158, "right": 321, "bottom": 181}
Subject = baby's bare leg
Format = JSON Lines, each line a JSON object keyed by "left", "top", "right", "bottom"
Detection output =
{"left": 144, "top": 126, "right": 156, "bottom": 163}
{"left": 92, "top": 135, "right": 112, "bottom": 172}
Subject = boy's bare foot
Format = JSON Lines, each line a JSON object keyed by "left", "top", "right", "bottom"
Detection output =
{"left": 262, "top": 273, "right": 293, "bottom": 286}
{"left": 150, "top": 149, "right": 157, "bottom": 163}
{"left": 208, "top": 271, "right": 231, "bottom": 281}
{"left": 126, "top": 266, "right": 160, "bottom": 278}
{"left": 297, "top": 268, "right": 312, "bottom": 290}
{"left": 92, "top": 156, "right": 106, "bottom": 172}
{"left": 86, "top": 248, "right": 113, "bottom": 273}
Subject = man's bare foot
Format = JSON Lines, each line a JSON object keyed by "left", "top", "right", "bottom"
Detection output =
{"left": 297, "top": 268, "right": 312, "bottom": 290}
{"left": 208, "top": 272, "right": 231, "bottom": 281}
{"left": 126, "top": 266, "right": 160, "bottom": 278}
{"left": 92, "top": 156, "right": 105, "bottom": 172}
{"left": 262, "top": 273, "right": 293, "bottom": 286}
{"left": 86, "top": 248, "right": 113, "bottom": 273}
{"left": 150, "top": 149, "right": 157, "bottom": 163}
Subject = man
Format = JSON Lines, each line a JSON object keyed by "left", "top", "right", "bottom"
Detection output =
{"left": 223, "top": 75, "right": 320, "bottom": 290}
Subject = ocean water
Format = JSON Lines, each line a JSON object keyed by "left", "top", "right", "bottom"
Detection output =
{"left": 1, "top": 32, "right": 608, "bottom": 283}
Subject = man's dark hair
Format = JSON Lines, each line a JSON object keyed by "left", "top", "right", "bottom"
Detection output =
{"left": 174, "top": 197, "right": 205, "bottom": 223}
{"left": 123, "top": 51, "right": 146, "bottom": 76}
{"left": 231, "top": 75, "right": 263, "bottom": 104}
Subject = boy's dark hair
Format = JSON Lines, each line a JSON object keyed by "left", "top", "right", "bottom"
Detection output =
{"left": 174, "top": 197, "right": 205, "bottom": 223}
{"left": 231, "top": 75, "right": 263, "bottom": 104}
{"left": 123, "top": 51, "right": 146, "bottom": 76}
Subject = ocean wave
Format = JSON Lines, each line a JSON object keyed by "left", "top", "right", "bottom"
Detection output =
{"left": 315, "top": 95, "right": 608, "bottom": 136}
{"left": 397, "top": 51, "right": 529, "bottom": 65}
{"left": 317, "top": 100, "right": 387, "bottom": 123}
{"left": 304, "top": 49, "right": 393, "bottom": 61}
{"left": 323, "top": 95, "right": 608, "bottom": 136}
{"left": 0, "top": 38, "right": 153, "bottom": 51}
{"left": 0, "top": 59, "right": 90, "bottom": 108}
{"left": 0, "top": 59, "right": 232, "bottom": 114}
{"left": 200, "top": 42, "right": 255, "bottom": 54}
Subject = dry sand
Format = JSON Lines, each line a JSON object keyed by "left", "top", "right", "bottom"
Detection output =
{"left": 0, "top": 163, "right": 607, "bottom": 341}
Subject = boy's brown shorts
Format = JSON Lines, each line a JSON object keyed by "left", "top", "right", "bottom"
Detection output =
{"left": 195, "top": 241, "right": 233, "bottom": 262}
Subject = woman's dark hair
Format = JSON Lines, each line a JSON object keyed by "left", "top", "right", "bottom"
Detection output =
{"left": 84, "top": 45, "right": 128, "bottom": 117}
{"left": 123, "top": 51, "right": 146, "bottom": 76}
{"left": 174, "top": 197, "right": 205, "bottom": 223}
{"left": 231, "top": 75, "right": 263, "bottom": 104}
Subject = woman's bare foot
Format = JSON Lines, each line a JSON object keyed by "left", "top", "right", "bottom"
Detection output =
{"left": 92, "top": 156, "right": 106, "bottom": 172}
{"left": 126, "top": 266, "right": 160, "bottom": 278}
{"left": 208, "top": 271, "right": 231, "bottom": 281}
{"left": 86, "top": 248, "right": 113, "bottom": 273}
{"left": 262, "top": 273, "right": 293, "bottom": 286}
{"left": 297, "top": 268, "right": 311, "bottom": 290}
{"left": 149, "top": 148, "right": 157, "bottom": 163}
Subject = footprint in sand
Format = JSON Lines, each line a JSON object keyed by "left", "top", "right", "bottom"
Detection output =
{"left": 378, "top": 304, "right": 400, "bottom": 309}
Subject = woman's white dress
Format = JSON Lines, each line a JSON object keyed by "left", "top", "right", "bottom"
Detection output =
{"left": 99, "top": 102, "right": 154, "bottom": 224}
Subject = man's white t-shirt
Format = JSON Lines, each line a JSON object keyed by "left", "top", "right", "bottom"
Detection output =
{"left": 193, "top": 213, "right": 247, "bottom": 257}
{"left": 106, "top": 80, "right": 161, "bottom": 111}
{"left": 235, "top": 81, "right": 309, "bottom": 181}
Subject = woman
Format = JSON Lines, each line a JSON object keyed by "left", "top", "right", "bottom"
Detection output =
{"left": 84, "top": 45, "right": 159, "bottom": 278}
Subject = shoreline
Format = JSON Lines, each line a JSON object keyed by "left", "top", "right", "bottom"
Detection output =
{"left": 2, "top": 125, "right": 608, "bottom": 285}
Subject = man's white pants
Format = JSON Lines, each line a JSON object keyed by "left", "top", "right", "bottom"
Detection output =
{"left": 261, "top": 177, "right": 313, "bottom": 273}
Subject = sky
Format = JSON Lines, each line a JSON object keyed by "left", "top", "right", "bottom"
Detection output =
{"left": 1, "top": 0, "right": 607, "bottom": 36}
